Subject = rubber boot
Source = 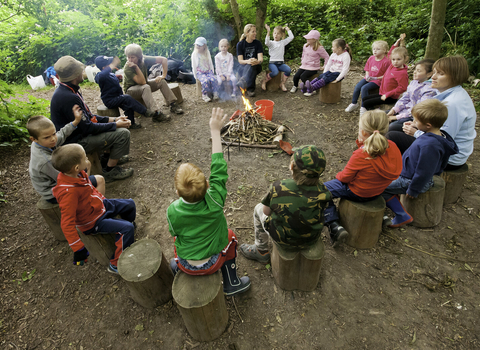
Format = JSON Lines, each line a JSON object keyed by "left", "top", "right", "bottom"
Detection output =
{"left": 385, "top": 195, "right": 413, "bottom": 228}
{"left": 221, "top": 258, "right": 251, "bottom": 296}
{"left": 280, "top": 74, "right": 288, "bottom": 91}
{"left": 307, "top": 78, "right": 326, "bottom": 93}
{"left": 261, "top": 73, "right": 272, "bottom": 90}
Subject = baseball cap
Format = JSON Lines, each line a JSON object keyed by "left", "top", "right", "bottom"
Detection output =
{"left": 303, "top": 30, "right": 320, "bottom": 40}
{"left": 95, "top": 56, "right": 114, "bottom": 70}
{"left": 54, "top": 56, "right": 85, "bottom": 83}
{"left": 195, "top": 37, "right": 207, "bottom": 46}
{"left": 292, "top": 145, "right": 326, "bottom": 177}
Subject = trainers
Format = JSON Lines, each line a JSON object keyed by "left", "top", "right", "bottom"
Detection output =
{"left": 345, "top": 103, "right": 359, "bottom": 113}
{"left": 239, "top": 244, "right": 270, "bottom": 264}
{"left": 107, "top": 263, "right": 119, "bottom": 274}
{"left": 246, "top": 91, "right": 255, "bottom": 97}
{"left": 117, "top": 155, "right": 130, "bottom": 165}
{"left": 202, "top": 94, "right": 211, "bottom": 102}
{"left": 329, "top": 222, "right": 348, "bottom": 247}
{"left": 359, "top": 107, "right": 367, "bottom": 117}
{"left": 382, "top": 215, "right": 393, "bottom": 227}
{"left": 145, "top": 109, "right": 156, "bottom": 118}
{"left": 152, "top": 111, "right": 171, "bottom": 122}
{"left": 102, "top": 166, "right": 134, "bottom": 183}
{"left": 130, "top": 123, "right": 142, "bottom": 130}
{"left": 290, "top": 86, "right": 297, "bottom": 93}
{"left": 304, "top": 92, "right": 313, "bottom": 97}
{"left": 170, "top": 102, "right": 184, "bottom": 114}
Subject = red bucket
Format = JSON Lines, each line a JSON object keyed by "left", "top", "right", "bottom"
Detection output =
{"left": 254, "top": 100, "right": 275, "bottom": 121}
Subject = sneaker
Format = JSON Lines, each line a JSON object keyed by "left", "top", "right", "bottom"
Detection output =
{"left": 299, "top": 82, "right": 306, "bottom": 93}
{"left": 117, "top": 155, "right": 130, "bottom": 165}
{"left": 145, "top": 109, "right": 156, "bottom": 118}
{"left": 152, "top": 111, "right": 171, "bottom": 122}
{"left": 290, "top": 86, "right": 297, "bottom": 93}
{"left": 231, "top": 93, "right": 236, "bottom": 98}
{"left": 345, "top": 103, "right": 359, "bottom": 113}
{"left": 382, "top": 215, "right": 393, "bottom": 227}
{"left": 202, "top": 95, "right": 211, "bottom": 102}
{"left": 170, "top": 102, "right": 184, "bottom": 114}
{"left": 102, "top": 166, "right": 134, "bottom": 183}
{"left": 304, "top": 92, "right": 313, "bottom": 97}
{"left": 359, "top": 107, "right": 367, "bottom": 117}
{"left": 239, "top": 244, "right": 270, "bottom": 264}
{"left": 329, "top": 222, "right": 348, "bottom": 247}
{"left": 246, "top": 91, "right": 255, "bottom": 97}
{"left": 107, "top": 263, "right": 119, "bottom": 274}
{"left": 130, "top": 123, "right": 142, "bottom": 130}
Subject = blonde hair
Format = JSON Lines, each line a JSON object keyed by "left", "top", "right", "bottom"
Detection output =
{"left": 391, "top": 47, "right": 408, "bottom": 63}
{"left": 306, "top": 40, "right": 321, "bottom": 51}
{"left": 26, "top": 115, "right": 54, "bottom": 139}
{"left": 240, "top": 24, "right": 256, "bottom": 41}
{"left": 218, "top": 38, "right": 230, "bottom": 49}
{"left": 359, "top": 110, "right": 389, "bottom": 158}
{"left": 51, "top": 144, "right": 85, "bottom": 173}
{"left": 273, "top": 26, "right": 286, "bottom": 40}
{"left": 333, "top": 38, "right": 352, "bottom": 59}
{"left": 372, "top": 40, "right": 388, "bottom": 53}
{"left": 412, "top": 99, "right": 448, "bottom": 128}
{"left": 175, "top": 163, "right": 208, "bottom": 203}
{"left": 433, "top": 55, "right": 470, "bottom": 87}
{"left": 124, "top": 44, "right": 143, "bottom": 63}
{"left": 290, "top": 159, "right": 319, "bottom": 186}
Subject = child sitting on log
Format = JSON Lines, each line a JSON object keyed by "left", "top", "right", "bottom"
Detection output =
{"left": 192, "top": 37, "right": 218, "bottom": 102}
{"left": 27, "top": 107, "right": 105, "bottom": 204}
{"left": 95, "top": 55, "right": 160, "bottom": 128}
{"left": 382, "top": 99, "right": 458, "bottom": 227}
{"left": 215, "top": 39, "right": 237, "bottom": 99}
{"left": 240, "top": 146, "right": 331, "bottom": 263}
{"left": 168, "top": 107, "right": 251, "bottom": 296}
{"left": 51, "top": 144, "right": 136, "bottom": 274}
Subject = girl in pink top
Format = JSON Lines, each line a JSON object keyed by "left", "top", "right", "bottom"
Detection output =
{"left": 291, "top": 30, "right": 329, "bottom": 93}
{"left": 345, "top": 40, "right": 390, "bottom": 113}
{"left": 215, "top": 39, "right": 237, "bottom": 98}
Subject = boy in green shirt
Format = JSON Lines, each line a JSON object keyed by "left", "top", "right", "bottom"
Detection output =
{"left": 167, "top": 107, "right": 251, "bottom": 296}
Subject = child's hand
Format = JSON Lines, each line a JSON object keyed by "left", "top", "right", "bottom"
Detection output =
{"left": 403, "top": 121, "right": 417, "bottom": 136}
{"left": 381, "top": 95, "right": 387, "bottom": 101}
{"left": 85, "top": 157, "right": 92, "bottom": 174}
{"left": 388, "top": 115, "right": 397, "bottom": 122}
{"left": 73, "top": 247, "right": 89, "bottom": 266}
{"left": 265, "top": 24, "right": 270, "bottom": 31}
{"left": 210, "top": 107, "right": 228, "bottom": 132}
{"left": 399, "top": 33, "right": 406, "bottom": 41}
{"left": 387, "top": 109, "right": 396, "bottom": 117}
{"left": 221, "top": 75, "right": 226, "bottom": 81}
{"left": 284, "top": 26, "right": 290, "bottom": 32}
{"left": 72, "top": 104, "right": 83, "bottom": 126}
{"left": 111, "top": 56, "right": 121, "bottom": 68}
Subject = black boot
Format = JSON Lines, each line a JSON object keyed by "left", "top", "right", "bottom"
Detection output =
{"left": 221, "top": 259, "right": 251, "bottom": 296}
{"left": 329, "top": 221, "right": 348, "bottom": 247}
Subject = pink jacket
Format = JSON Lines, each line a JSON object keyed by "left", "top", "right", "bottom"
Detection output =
{"left": 299, "top": 44, "right": 329, "bottom": 71}
{"left": 364, "top": 55, "right": 390, "bottom": 87}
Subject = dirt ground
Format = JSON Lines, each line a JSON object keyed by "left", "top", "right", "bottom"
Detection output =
{"left": 1, "top": 65, "right": 480, "bottom": 350}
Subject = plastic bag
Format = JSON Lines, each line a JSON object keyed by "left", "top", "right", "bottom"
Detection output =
{"left": 27, "top": 75, "right": 46, "bottom": 90}
{"left": 85, "top": 65, "right": 100, "bottom": 82}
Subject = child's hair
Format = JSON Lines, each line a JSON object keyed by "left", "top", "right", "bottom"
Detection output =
{"left": 333, "top": 38, "right": 352, "bottom": 59}
{"left": 411, "top": 99, "right": 448, "bottom": 128}
{"left": 359, "top": 110, "right": 390, "bottom": 158}
{"left": 372, "top": 40, "right": 389, "bottom": 53}
{"left": 433, "top": 55, "right": 470, "bottom": 87}
{"left": 218, "top": 38, "right": 230, "bottom": 49}
{"left": 273, "top": 26, "right": 286, "bottom": 39}
{"left": 306, "top": 40, "right": 321, "bottom": 51}
{"left": 391, "top": 47, "right": 409, "bottom": 62}
{"left": 124, "top": 44, "right": 143, "bottom": 63}
{"left": 175, "top": 163, "right": 208, "bottom": 202}
{"left": 51, "top": 144, "right": 84, "bottom": 173}
{"left": 415, "top": 58, "right": 435, "bottom": 74}
{"left": 291, "top": 161, "right": 319, "bottom": 186}
{"left": 26, "top": 115, "right": 53, "bottom": 139}
{"left": 240, "top": 24, "right": 256, "bottom": 41}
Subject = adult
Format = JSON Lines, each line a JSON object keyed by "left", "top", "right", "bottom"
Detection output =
{"left": 50, "top": 56, "right": 134, "bottom": 183}
{"left": 386, "top": 55, "right": 476, "bottom": 169}
{"left": 123, "top": 44, "right": 183, "bottom": 122}
{"left": 236, "top": 24, "right": 263, "bottom": 97}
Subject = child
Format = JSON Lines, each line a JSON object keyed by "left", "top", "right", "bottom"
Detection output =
{"left": 323, "top": 111, "right": 402, "bottom": 246}
{"left": 360, "top": 34, "right": 409, "bottom": 115}
{"left": 345, "top": 41, "right": 390, "bottom": 112}
{"left": 215, "top": 39, "right": 237, "bottom": 98}
{"left": 28, "top": 106, "right": 105, "bottom": 204}
{"left": 168, "top": 107, "right": 250, "bottom": 296}
{"left": 387, "top": 59, "right": 437, "bottom": 131}
{"left": 261, "top": 24, "right": 294, "bottom": 91}
{"left": 291, "top": 30, "right": 329, "bottom": 93}
{"left": 52, "top": 144, "right": 136, "bottom": 273}
{"left": 382, "top": 99, "right": 458, "bottom": 227}
{"left": 191, "top": 37, "right": 218, "bottom": 102}
{"left": 240, "top": 146, "right": 332, "bottom": 262}
{"left": 95, "top": 55, "right": 161, "bottom": 127}
{"left": 300, "top": 38, "right": 351, "bottom": 96}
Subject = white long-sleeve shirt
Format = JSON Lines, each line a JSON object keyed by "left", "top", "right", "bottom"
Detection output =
{"left": 323, "top": 51, "right": 351, "bottom": 81}
{"left": 265, "top": 30, "right": 294, "bottom": 62}
{"left": 215, "top": 52, "right": 234, "bottom": 77}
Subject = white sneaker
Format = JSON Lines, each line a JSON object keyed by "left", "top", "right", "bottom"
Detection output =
{"left": 202, "top": 95, "right": 211, "bottom": 102}
{"left": 345, "top": 103, "right": 359, "bottom": 112}
{"left": 290, "top": 86, "right": 297, "bottom": 93}
{"left": 304, "top": 92, "right": 313, "bottom": 97}
{"left": 359, "top": 107, "right": 367, "bottom": 116}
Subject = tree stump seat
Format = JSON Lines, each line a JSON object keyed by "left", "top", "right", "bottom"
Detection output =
{"left": 36, "top": 198, "right": 67, "bottom": 242}
{"left": 271, "top": 239, "right": 324, "bottom": 291}
{"left": 167, "top": 83, "right": 183, "bottom": 104}
{"left": 339, "top": 196, "right": 386, "bottom": 249}
{"left": 401, "top": 175, "right": 445, "bottom": 228}
{"left": 319, "top": 81, "right": 342, "bottom": 103}
{"left": 96, "top": 104, "right": 120, "bottom": 118}
{"left": 440, "top": 164, "right": 469, "bottom": 204}
{"left": 86, "top": 151, "right": 102, "bottom": 176}
{"left": 195, "top": 80, "right": 202, "bottom": 98}
{"left": 266, "top": 72, "right": 283, "bottom": 92}
{"left": 76, "top": 228, "right": 116, "bottom": 266}
{"left": 172, "top": 270, "right": 228, "bottom": 341}
{"left": 118, "top": 239, "right": 173, "bottom": 308}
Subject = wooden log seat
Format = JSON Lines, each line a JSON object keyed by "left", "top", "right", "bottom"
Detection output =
{"left": 86, "top": 151, "right": 102, "bottom": 176}
{"left": 440, "top": 164, "right": 469, "bottom": 205}
{"left": 76, "top": 228, "right": 116, "bottom": 266}
{"left": 96, "top": 104, "right": 120, "bottom": 118}
{"left": 36, "top": 198, "right": 67, "bottom": 242}
{"left": 196, "top": 80, "right": 202, "bottom": 98}
{"left": 172, "top": 270, "right": 228, "bottom": 341}
{"left": 117, "top": 239, "right": 173, "bottom": 308}
{"left": 319, "top": 80, "right": 342, "bottom": 103}
{"left": 266, "top": 72, "right": 283, "bottom": 92}
{"left": 167, "top": 83, "right": 183, "bottom": 104}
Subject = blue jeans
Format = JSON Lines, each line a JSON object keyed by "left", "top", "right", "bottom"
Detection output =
{"left": 352, "top": 79, "right": 379, "bottom": 104}
{"left": 382, "top": 176, "right": 434, "bottom": 200}
{"left": 268, "top": 63, "right": 291, "bottom": 77}
{"left": 324, "top": 179, "right": 378, "bottom": 225}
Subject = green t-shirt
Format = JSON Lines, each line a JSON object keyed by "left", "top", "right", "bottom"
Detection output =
{"left": 167, "top": 153, "right": 229, "bottom": 260}
{"left": 262, "top": 179, "right": 332, "bottom": 249}
{"left": 123, "top": 55, "right": 157, "bottom": 92}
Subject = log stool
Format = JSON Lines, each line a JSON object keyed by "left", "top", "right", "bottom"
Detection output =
{"left": 271, "top": 239, "right": 324, "bottom": 291}
{"left": 440, "top": 164, "right": 469, "bottom": 204}
{"left": 167, "top": 83, "right": 183, "bottom": 104}
{"left": 96, "top": 104, "right": 120, "bottom": 118}
{"left": 266, "top": 73, "right": 282, "bottom": 92}
{"left": 319, "top": 81, "right": 342, "bottom": 103}
{"left": 400, "top": 175, "right": 445, "bottom": 228}
{"left": 86, "top": 151, "right": 102, "bottom": 176}
{"left": 118, "top": 239, "right": 173, "bottom": 308}
{"left": 36, "top": 199, "right": 66, "bottom": 242}
{"left": 339, "top": 196, "right": 385, "bottom": 249}
{"left": 76, "top": 228, "right": 116, "bottom": 266}
{"left": 196, "top": 80, "right": 202, "bottom": 98}
{"left": 172, "top": 271, "right": 228, "bottom": 341}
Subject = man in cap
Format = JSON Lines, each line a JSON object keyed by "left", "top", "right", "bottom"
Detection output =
{"left": 240, "top": 145, "right": 332, "bottom": 263}
{"left": 50, "top": 55, "right": 134, "bottom": 183}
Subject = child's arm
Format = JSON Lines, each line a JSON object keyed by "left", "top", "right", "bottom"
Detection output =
{"left": 333, "top": 53, "right": 351, "bottom": 82}
{"left": 208, "top": 108, "right": 229, "bottom": 205}
{"left": 56, "top": 105, "right": 83, "bottom": 146}
{"left": 394, "top": 33, "right": 406, "bottom": 47}
{"left": 407, "top": 144, "right": 442, "bottom": 198}
{"left": 227, "top": 53, "right": 234, "bottom": 79}
{"left": 317, "top": 46, "right": 330, "bottom": 69}
{"left": 282, "top": 26, "right": 294, "bottom": 45}
{"left": 335, "top": 150, "right": 362, "bottom": 184}
{"left": 382, "top": 71, "right": 409, "bottom": 100}
{"left": 264, "top": 24, "right": 271, "bottom": 45}
{"left": 210, "top": 107, "right": 227, "bottom": 154}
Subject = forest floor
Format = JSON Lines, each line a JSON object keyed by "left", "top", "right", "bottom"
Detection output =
{"left": 1, "top": 64, "right": 480, "bottom": 350}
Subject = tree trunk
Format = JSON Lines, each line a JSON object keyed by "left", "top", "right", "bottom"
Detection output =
{"left": 229, "top": 0, "right": 243, "bottom": 39}
{"left": 255, "top": 0, "right": 269, "bottom": 40}
{"left": 424, "top": 0, "right": 447, "bottom": 61}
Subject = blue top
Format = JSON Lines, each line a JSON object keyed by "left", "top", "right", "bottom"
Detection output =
{"left": 94, "top": 67, "right": 124, "bottom": 103}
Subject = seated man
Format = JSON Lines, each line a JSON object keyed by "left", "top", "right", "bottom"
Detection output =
{"left": 50, "top": 55, "right": 134, "bottom": 183}
{"left": 123, "top": 44, "right": 183, "bottom": 121}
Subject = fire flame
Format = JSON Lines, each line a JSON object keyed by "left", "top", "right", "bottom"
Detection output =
{"left": 240, "top": 88, "right": 254, "bottom": 112}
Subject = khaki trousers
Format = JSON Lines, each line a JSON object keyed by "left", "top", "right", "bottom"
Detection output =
{"left": 126, "top": 79, "right": 176, "bottom": 111}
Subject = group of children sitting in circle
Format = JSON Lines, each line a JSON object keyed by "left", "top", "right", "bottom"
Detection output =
{"left": 26, "top": 24, "right": 476, "bottom": 297}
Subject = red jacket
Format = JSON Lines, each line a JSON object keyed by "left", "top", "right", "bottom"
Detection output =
{"left": 336, "top": 140, "right": 402, "bottom": 197}
{"left": 52, "top": 170, "right": 106, "bottom": 252}
{"left": 379, "top": 45, "right": 409, "bottom": 99}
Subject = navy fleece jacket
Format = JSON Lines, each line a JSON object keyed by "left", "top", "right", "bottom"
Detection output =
{"left": 94, "top": 67, "right": 124, "bottom": 103}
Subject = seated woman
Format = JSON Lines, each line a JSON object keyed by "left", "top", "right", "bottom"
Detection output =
{"left": 123, "top": 44, "right": 183, "bottom": 122}
{"left": 236, "top": 24, "right": 263, "bottom": 97}
{"left": 386, "top": 55, "right": 476, "bottom": 170}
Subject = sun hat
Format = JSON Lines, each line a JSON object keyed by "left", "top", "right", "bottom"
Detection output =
{"left": 303, "top": 30, "right": 320, "bottom": 40}
{"left": 195, "top": 37, "right": 207, "bottom": 46}
{"left": 54, "top": 56, "right": 85, "bottom": 83}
